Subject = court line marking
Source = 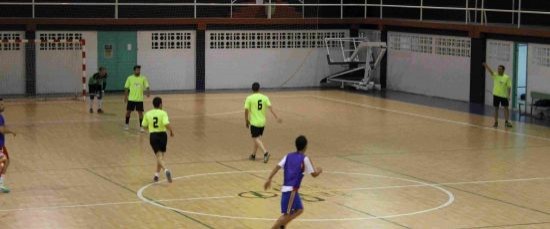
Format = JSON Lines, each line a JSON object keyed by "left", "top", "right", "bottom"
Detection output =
{"left": 6, "top": 93, "right": 304, "bottom": 127}
{"left": 83, "top": 168, "right": 215, "bottom": 228}
{"left": 311, "top": 95, "right": 550, "bottom": 143}
{"left": 7, "top": 94, "right": 308, "bottom": 127}
{"left": 3, "top": 94, "right": 304, "bottom": 105}
{"left": 341, "top": 156, "right": 550, "bottom": 217}
{"left": 336, "top": 204, "right": 411, "bottom": 229}
{"left": 0, "top": 196, "right": 235, "bottom": 212}
{"left": 327, "top": 176, "right": 550, "bottom": 192}
{"left": 214, "top": 161, "right": 407, "bottom": 226}
{"left": 457, "top": 221, "right": 550, "bottom": 229}
{"left": 2, "top": 173, "right": 548, "bottom": 214}
{"left": 137, "top": 170, "right": 455, "bottom": 221}
{"left": 8, "top": 110, "right": 242, "bottom": 127}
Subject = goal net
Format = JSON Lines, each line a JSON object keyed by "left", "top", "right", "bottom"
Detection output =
{"left": 0, "top": 33, "right": 86, "bottom": 99}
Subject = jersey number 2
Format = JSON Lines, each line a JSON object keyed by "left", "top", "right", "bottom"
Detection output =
{"left": 153, "top": 117, "right": 159, "bottom": 128}
{"left": 258, "top": 100, "right": 263, "bottom": 110}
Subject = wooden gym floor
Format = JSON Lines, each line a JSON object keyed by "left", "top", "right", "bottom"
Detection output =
{"left": 1, "top": 90, "right": 550, "bottom": 229}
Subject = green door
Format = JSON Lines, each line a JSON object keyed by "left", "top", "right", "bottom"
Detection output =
{"left": 98, "top": 31, "right": 137, "bottom": 91}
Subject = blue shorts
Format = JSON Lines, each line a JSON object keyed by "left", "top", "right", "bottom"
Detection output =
{"left": 281, "top": 191, "right": 303, "bottom": 214}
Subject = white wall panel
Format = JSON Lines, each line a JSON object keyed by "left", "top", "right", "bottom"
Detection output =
{"left": 205, "top": 30, "right": 348, "bottom": 89}
{"left": 137, "top": 31, "right": 196, "bottom": 91}
{"left": 387, "top": 32, "right": 471, "bottom": 101}
{"left": 0, "top": 31, "right": 26, "bottom": 95}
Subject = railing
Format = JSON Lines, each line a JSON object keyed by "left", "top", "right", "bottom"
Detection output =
{"left": 1, "top": 1, "right": 550, "bottom": 28}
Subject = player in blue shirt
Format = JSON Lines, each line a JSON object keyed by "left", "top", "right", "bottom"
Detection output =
{"left": 0, "top": 98, "right": 16, "bottom": 193}
{"left": 264, "top": 135, "right": 322, "bottom": 229}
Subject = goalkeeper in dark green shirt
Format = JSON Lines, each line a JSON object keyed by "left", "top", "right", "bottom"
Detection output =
{"left": 88, "top": 67, "right": 108, "bottom": 114}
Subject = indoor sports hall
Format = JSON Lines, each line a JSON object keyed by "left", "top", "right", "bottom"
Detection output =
{"left": 1, "top": 1, "right": 550, "bottom": 228}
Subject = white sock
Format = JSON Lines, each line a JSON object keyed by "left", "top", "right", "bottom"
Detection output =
{"left": 98, "top": 99, "right": 103, "bottom": 109}
{"left": 89, "top": 98, "right": 94, "bottom": 109}
{"left": 0, "top": 176, "right": 4, "bottom": 185}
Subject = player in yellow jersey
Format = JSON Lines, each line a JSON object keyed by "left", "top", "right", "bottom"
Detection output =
{"left": 244, "top": 82, "right": 282, "bottom": 163}
{"left": 483, "top": 63, "right": 513, "bottom": 128}
{"left": 124, "top": 65, "right": 150, "bottom": 132}
{"left": 142, "top": 97, "right": 175, "bottom": 183}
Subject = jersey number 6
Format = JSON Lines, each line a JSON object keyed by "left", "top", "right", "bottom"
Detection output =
{"left": 258, "top": 100, "right": 263, "bottom": 110}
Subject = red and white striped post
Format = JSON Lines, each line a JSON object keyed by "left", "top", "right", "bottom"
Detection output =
{"left": 80, "top": 39, "right": 87, "bottom": 98}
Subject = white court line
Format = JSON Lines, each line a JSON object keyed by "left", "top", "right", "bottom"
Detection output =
{"left": 1, "top": 175, "right": 548, "bottom": 213}
{"left": 329, "top": 176, "right": 550, "bottom": 193}
{"left": 0, "top": 195, "right": 235, "bottom": 213}
{"left": 4, "top": 94, "right": 304, "bottom": 105}
{"left": 8, "top": 110, "right": 242, "bottom": 127}
{"left": 7, "top": 94, "right": 307, "bottom": 127}
{"left": 154, "top": 94, "right": 306, "bottom": 101}
{"left": 157, "top": 196, "right": 235, "bottom": 202}
{"left": 136, "top": 170, "right": 455, "bottom": 221}
{"left": 311, "top": 95, "right": 550, "bottom": 142}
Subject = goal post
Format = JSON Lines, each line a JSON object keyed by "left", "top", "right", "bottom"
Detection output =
{"left": 0, "top": 38, "right": 87, "bottom": 99}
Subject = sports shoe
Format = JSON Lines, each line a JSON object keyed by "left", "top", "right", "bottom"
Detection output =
{"left": 89, "top": 108, "right": 93, "bottom": 114}
{"left": 505, "top": 121, "right": 513, "bottom": 128}
{"left": 249, "top": 154, "right": 256, "bottom": 161}
{"left": 97, "top": 109, "right": 104, "bottom": 114}
{"left": 153, "top": 175, "right": 159, "bottom": 183}
{"left": 165, "top": 170, "right": 172, "bottom": 183}
{"left": 0, "top": 185, "right": 10, "bottom": 193}
{"left": 123, "top": 124, "right": 130, "bottom": 131}
{"left": 493, "top": 122, "right": 498, "bottom": 128}
{"left": 263, "top": 152, "right": 270, "bottom": 163}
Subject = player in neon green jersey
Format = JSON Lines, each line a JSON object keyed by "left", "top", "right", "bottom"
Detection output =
{"left": 483, "top": 63, "right": 513, "bottom": 128}
{"left": 124, "top": 65, "right": 150, "bottom": 132}
{"left": 142, "top": 97, "right": 175, "bottom": 183}
{"left": 244, "top": 82, "right": 282, "bottom": 163}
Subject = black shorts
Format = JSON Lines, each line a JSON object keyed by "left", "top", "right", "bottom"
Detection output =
{"left": 250, "top": 125, "right": 265, "bottom": 138}
{"left": 88, "top": 85, "right": 103, "bottom": 99}
{"left": 150, "top": 132, "right": 168, "bottom": 153}
{"left": 127, "top": 101, "right": 144, "bottom": 112}
{"left": 493, "top": 95, "right": 509, "bottom": 107}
